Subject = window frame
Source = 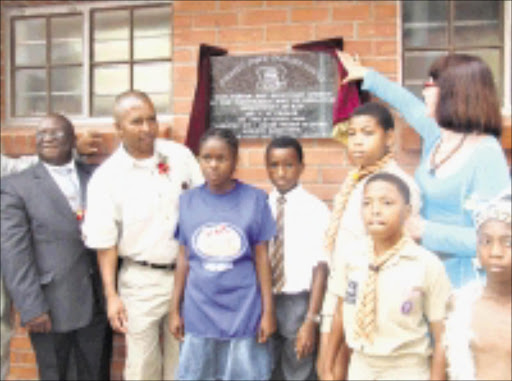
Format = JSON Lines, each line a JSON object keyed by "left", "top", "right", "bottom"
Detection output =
{"left": 5, "top": 0, "right": 173, "bottom": 126}
{"left": 399, "top": 0, "right": 511, "bottom": 115}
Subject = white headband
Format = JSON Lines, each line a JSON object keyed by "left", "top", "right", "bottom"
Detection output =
{"left": 470, "top": 190, "right": 512, "bottom": 229}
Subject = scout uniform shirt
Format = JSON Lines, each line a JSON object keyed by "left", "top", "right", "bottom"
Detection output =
{"left": 331, "top": 237, "right": 451, "bottom": 357}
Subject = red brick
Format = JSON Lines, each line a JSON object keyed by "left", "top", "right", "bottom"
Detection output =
{"left": 229, "top": 43, "right": 288, "bottom": 54}
{"left": 321, "top": 167, "right": 350, "bottom": 184}
{"left": 173, "top": 1, "right": 217, "bottom": 13}
{"left": 266, "top": 1, "right": 313, "bottom": 7}
{"left": 315, "top": 23, "right": 354, "bottom": 40}
{"left": 374, "top": 3, "right": 397, "bottom": 19}
{"left": 266, "top": 25, "right": 314, "bottom": 42}
{"left": 174, "top": 29, "right": 217, "bottom": 46}
{"left": 333, "top": 3, "right": 371, "bottom": 21}
{"left": 303, "top": 184, "right": 340, "bottom": 202}
{"left": 173, "top": 14, "right": 194, "bottom": 28}
{"left": 218, "top": 27, "right": 264, "bottom": 44}
{"left": 374, "top": 40, "right": 397, "bottom": 56}
{"left": 219, "top": 0, "right": 264, "bottom": 10}
{"left": 301, "top": 166, "right": 320, "bottom": 183}
{"left": 195, "top": 12, "right": 238, "bottom": 28}
{"left": 357, "top": 22, "right": 396, "bottom": 39}
{"left": 173, "top": 99, "right": 193, "bottom": 115}
{"left": 173, "top": 49, "right": 195, "bottom": 64}
{"left": 291, "top": 8, "right": 330, "bottom": 23}
{"left": 248, "top": 149, "right": 266, "bottom": 165}
{"left": 10, "top": 351, "right": 36, "bottom": 364}
{"left": 235, "top": 166, "right": 268, "bottom": 182}
{"left": 8, "top": 365, "right": 38, "bottom": 380}
{"left": 239, "top": 9, "right": 288, "bottom": 26}
{"left": 362, "top": 58, "right": 397, "bottom": 74}
{"left": 174, "top": 65, "right": 197, "bottom": 81}
{"left": 303, "top": 148, "right": 345, "bottom": 165}
{"left": 173, "top": 81, "right": 196, "bottom": 99}
{"left": 9, "top": 337, "right": 33, "bottom": 352}
{"left": 343, "top": 39, "right": 374, "bottom": 56}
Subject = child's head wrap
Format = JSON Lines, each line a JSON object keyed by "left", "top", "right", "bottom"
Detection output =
{"left": 472, "top": 189, "right": 511, "bottom": 230}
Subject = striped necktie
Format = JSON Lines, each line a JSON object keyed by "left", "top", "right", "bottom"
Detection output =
{"left": 271, "top": 195, "right": 286, "bottom": 293}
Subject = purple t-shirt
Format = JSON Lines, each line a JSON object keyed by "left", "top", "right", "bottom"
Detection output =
{"left": 175, "top": 181, "right": 276, "bottom": 339}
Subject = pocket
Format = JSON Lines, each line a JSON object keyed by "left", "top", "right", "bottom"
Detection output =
{"left": 39, "top": 271, "right": 54, "bottom": 285}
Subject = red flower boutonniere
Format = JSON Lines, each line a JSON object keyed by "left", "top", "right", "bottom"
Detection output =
{"left": 157, "top": 153, "right": 170, "bottom": 175}
{"left": 76, "top": 209, "right": 85, "bottom": 222}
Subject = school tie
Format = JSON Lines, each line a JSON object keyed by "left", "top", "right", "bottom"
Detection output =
{"left": 354, "top": 235, "right": 409, "bottom": 343}
{"left": 271, "top": 195, "right": 286, "bottom": 293}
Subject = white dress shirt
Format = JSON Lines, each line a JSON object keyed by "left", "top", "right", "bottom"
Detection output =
{"left": 268, "top": 184, "right": 330, "bottom": 294}
{"left": 83, "top": 139, "right": 204, "bottom": 264}
{"left": 44, "top": 160, "right": 82, "bottom": 212}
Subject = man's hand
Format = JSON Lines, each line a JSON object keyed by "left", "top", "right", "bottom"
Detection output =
{"left": 169, "top": 311, "right": 185, "bottom": 342}
{"left": 25, "top": 313, "right": 52, "bottom": 333}
{"left": 295, "top": 320, "right": 318, "bottom": 360}
{"left": 336, "top": 51, "right": 368, "bottom": 84}
{"left": 76, "top": 130, "right": 102, "bottom": 156}
{"left": 258, "top": 310, "right": 276, "bottom": 343}
{"left": 106, "top": 293, "right": 128, "bottom": 333}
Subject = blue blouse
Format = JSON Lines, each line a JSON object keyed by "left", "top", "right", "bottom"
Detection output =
{"left": 362, "top": 70, "right": 511, "bottom": 287}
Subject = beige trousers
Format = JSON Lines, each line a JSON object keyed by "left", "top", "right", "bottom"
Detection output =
{"left": 0, "top": 278, "right": 11, "bottom": 381}
{"left": 119, "top": 261, "right": 179, "bottom": 380}
{"left": 348, "top": 351, "right": 430, "bottom": 380}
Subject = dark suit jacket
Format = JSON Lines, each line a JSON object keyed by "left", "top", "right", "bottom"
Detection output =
{"left": 0, "top": 161, "right": 100, "bottom": 332}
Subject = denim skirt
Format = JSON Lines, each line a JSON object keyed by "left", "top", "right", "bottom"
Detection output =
{"left": 177, "top": 333, "right": 272, "bottom": 380}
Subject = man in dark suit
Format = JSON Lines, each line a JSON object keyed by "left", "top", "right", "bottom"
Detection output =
{"left": 0, "top": 114, "right": 109, "bottom": 381}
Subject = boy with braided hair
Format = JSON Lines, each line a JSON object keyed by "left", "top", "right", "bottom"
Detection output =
{"left": 317, "top": 102, "right": 422, "bottom": 379}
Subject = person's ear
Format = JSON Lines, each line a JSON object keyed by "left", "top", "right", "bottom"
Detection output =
{"left": 402, "top": 203, "right": 412, "bottom": 222}
{"left": 385, "top": 129, "right": 395, "bottom": 150}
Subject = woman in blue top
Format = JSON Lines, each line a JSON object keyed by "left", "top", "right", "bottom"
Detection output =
{"left": 336, "top": 52, "right": 510, "bottom": 288}
{"left": 170, "top": 128, "right": 276, "bottom": 380}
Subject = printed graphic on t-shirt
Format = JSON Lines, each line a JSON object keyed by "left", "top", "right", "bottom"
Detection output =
{"left": 192, "top": 222, "right": 247, "bottom": 272}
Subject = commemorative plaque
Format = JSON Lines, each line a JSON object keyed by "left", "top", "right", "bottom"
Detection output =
{"left": 210, "top": 52, "right": 337, "bottom": 138}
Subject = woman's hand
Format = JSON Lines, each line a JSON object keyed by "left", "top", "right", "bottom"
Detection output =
{"left": 336, "top": 51, "right": 368, "bottom": 84}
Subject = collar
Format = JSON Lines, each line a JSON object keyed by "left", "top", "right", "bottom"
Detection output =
{"left": 43, "top": 159, "right": 76, "bottom": 173}
{"left": 115, "top": 143, "right": 158, "bottom": 170}
{"left": 270, "top": 184, "right": 303, "bottom": 203}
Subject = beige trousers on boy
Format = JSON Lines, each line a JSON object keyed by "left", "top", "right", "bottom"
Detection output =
{"left": 119, "top": 261, "right": 179, "bottom": 380}
{"left": 348, "top": 351, "right": 430, "bottom": 380}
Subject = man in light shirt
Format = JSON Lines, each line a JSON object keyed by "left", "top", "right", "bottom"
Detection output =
{"left": 82, "top": 90, "right": 203, "bottom": 380}
{"left": 1, "top": 115, "right": 108, "bottom": 380}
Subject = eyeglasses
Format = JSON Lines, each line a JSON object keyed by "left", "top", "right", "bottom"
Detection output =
{"left": 36, "top": 130, "right": 66, "bottom": 141}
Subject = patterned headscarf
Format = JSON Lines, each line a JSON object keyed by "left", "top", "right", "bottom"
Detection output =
{"left": 472, "top": 190, "right": 511, "bottom": 230}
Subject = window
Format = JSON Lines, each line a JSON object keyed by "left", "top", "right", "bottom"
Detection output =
{"left": 9, "top": 1, "right": 172, "bottom": 119}
{"left": 402, "top": 0, "right": 506, "bottom": 105}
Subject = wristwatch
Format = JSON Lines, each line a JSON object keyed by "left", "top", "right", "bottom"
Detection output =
{"left": 306, "top": 313, "right": 321, "bottom": 324}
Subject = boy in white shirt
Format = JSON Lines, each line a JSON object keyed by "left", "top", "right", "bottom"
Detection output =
{"left": 265, "top": 136, "right": 329, "bottom": 380}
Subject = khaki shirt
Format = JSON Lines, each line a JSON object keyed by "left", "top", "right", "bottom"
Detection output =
{"left": 331, "top": 238, "right": 451, "bottom": 357}
{"left": 83, "top": 139, "right": 203, "bottom": 264}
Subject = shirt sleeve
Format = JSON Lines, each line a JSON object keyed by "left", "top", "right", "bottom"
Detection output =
{"left": 329, "top": 251, "right": 348, "bottom": 298}
{"left": 1, "top": 155, "right": 38, "bottom": 177}
{"left": 174, "top": 193, "right": 188, "bottom": 246}
{"left": 82, "top": 172, "right": 119, "bottom": 249}
{"left": 184, "top": 147, "right": 204, "bottom": 188}
{"left": 313, "top": 202, "right": 331, "bottom": 264}
{"left": 424, "top": 255, "right": 452, "bottom": 322}
{"left": 362, "top": 70, "right": 441, "bottom": 150}
{"left": 252, "top": 192, "right": 276, "bottom": 245}
{"left": 421, "top": 140, "right": 511, "bottom": 256}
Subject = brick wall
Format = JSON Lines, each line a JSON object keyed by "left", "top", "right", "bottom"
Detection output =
{"left": 1, "top": 1, "right": 510, "bottom": 380}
